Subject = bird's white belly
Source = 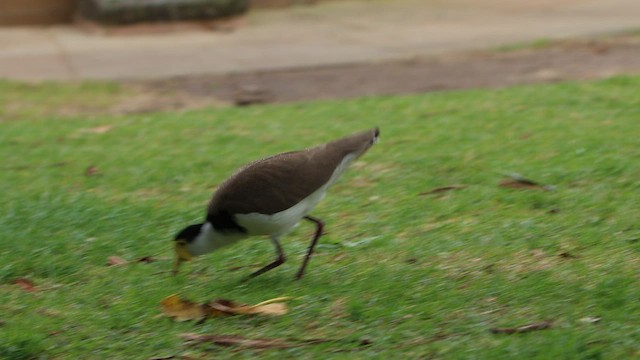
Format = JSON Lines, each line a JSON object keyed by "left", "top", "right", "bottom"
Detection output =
{"left": 236, "top": 185, "right": 328, "bottom": 237}
{"left": 235, "top": 152, "right": 357, "bottom": 237}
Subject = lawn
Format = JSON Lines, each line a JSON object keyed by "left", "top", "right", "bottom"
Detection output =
{"left": 1, "top": 76, "right": 639, "bottom": 359}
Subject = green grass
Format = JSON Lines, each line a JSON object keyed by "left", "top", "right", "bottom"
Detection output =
{"left": 0, "top": 81, "right": 129, "bottom": 121}
{"left": 1, "top": 75, "right": 640, "bottom": 359}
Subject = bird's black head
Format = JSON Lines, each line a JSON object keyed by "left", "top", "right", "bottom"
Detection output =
{"left": 173, "top": 223, "right": 203, "bottom": 275}
{"left": 174, "top": 223, "right": 203, "bottom": 243}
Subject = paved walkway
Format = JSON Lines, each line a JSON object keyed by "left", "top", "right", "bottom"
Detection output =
{"left": 1, "top": 0, "right": 639, "bottom": 81}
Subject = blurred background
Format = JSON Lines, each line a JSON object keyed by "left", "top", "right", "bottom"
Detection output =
{"left": 1, "top": 0, "right": 639, "bottom": 108}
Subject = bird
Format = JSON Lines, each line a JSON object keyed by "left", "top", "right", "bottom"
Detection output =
{"left": 173, "top": 127, "right": 379, "bottom": 280}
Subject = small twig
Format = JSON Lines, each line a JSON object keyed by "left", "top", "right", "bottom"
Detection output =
{"left": 252, "top": 297, "right": 294, "bottom": 307}
{"left": 227, "top": 264, "right": 260, "bottom": 272}
{"left": 419, "top": 184, "right": 467, "bottom": 196}
{"left": 490, "top": 320, "right": 553, "bottom": 334}
{"left": 148, "top": 355, "right": 198, "bottom": 360}
{"left": 498, "top": 173, "right": 556, "bottom": 191}
{"left": 180, "top": 333, "right": 367, "bottom": 350}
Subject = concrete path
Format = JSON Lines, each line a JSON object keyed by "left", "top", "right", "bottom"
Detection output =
{"left": 1, "top": 0, "right": 639, "bottom": 81}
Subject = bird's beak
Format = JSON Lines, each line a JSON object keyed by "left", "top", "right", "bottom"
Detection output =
{"left": 173, "top": 241, "right": 193, "bottom": 275}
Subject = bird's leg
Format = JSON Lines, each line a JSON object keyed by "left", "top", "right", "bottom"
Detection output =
{"left": 247, "top": 236, "right": 286, "bottom": 279}
{"left": 296, "top": 216, "right": 324, "bottom": 280}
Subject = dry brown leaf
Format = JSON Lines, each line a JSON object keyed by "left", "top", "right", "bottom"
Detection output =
{"left": 419, "top": 184, "right": 467, "bottom": 196}
{"left": 161, "top": 294, "right": 208, "bottom": 322}
{"left": 13, "top": 278, "right": 37, "bottom": 292}
{"left": 223, "top": 297, "right": 290, "bottom": 316}
{"left": 558, "top": 251, "right": 576, "bottom": 259}
{"left": 161, "top": 295, "right": 291, "bottom": 322}
{"left": 84, "top": 125, "right": 113, "bottom": 134}
{"left": 108, "top": 255, "right": 161, "bottom": 266}
{"left": 137, "top": 256, "right": 160, "bottom": 264}
{"left": 205, "top": 299, "right": 238, "bottom": 317}
{"left": 107, "top": 256, "right": 129, "bottom": 266}
{"left": 84, "top": 165, "right": 102, "bottom": 177}
{"left": 499, "top": 179, "right": 545, "bottom": 190}
{"left": 148, "top": 356, "right": 197, "bottom": 360}
{"left": 498, "top": 173, "right": 555, "bottom": 191}
{"left": 490, "top": 320, "right": 553, "bottom": 334}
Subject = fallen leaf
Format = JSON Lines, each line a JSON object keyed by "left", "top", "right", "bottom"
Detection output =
{"left": 137, "top": 256, "right": 159, "bottom": 264}
{"left": 558, "top": 251, "right": 577, "bottom": 259}
{"left": 419, "top": 184, "right": 467, "bottom": 195}
{"left": 148, "top": 356, "right": 197, "bottom": 360}
{"left": 179, "top": 333, "right": 332, "bottom": 349}
{"left": 222, "top": 297, "right": 290, "bottom": 316}
{"left": 108, "top": 255, "right": 160, "bottom": 266}
{"left": 205, "top": 298, "right": 237, "bottom": 317}
{"left": 490, "top": 320, "right": 553, "bottom": 334}
{"left": 107, "top": 256, "right": 129, "bottom": 266}
{"left": 359, "top": 338, "right": 373, "bottom": 346}
{"left": 160, "top": 295, "right": 292, "bottom": 322}
{"left": 161, "top": 294, "right": 208, "bottom": 322}
{"left": 579, "top": 317, "right": 601, "bottom": 324}
{"left": 499, "top": 173, "right": 555, "bottom": 191}
{"left": 13, "top": 278, "right": 37, "bottom": 292}
{"left": 84, "top": 125, "right": 113, "bottom": 134}
{"left": 84, "top": 165, "right": 101, "bottom": 177}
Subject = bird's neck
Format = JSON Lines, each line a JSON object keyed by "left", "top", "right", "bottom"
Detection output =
{"left": 190, "top": 222, "right": 247, "bottom": 256}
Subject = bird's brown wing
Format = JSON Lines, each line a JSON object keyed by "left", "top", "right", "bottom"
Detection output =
{"left": 206, "top": 128, "right": 378, "bottom": 229}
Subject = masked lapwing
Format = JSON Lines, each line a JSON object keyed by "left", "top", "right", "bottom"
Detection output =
{"left": 173, "top": 127, "right": 379, "bottom": 280}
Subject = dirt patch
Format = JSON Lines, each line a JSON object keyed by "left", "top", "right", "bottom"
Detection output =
{"left": 8, "top": 34, "right": 639, "bottom": 117}
{"left": 119, "top": 34, "right": 640, "bottom": 111}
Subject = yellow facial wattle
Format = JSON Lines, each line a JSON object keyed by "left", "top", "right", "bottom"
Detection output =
{"left": 173, "top": 241, "right": 193, "bottom": 275}
{"left": 175, "top": 242, "right": 193, "bottom": 261}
